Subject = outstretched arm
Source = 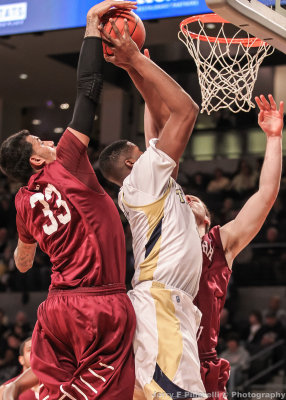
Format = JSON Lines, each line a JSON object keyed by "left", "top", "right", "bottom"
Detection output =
{"left": 68, "top": 0, "right": 137, "bottom": 146}
{"left": 101, "top": 20, "right": 199, "bottom": 164}
{"left": 220, "top": 95, "right": 283, "bottom": 267}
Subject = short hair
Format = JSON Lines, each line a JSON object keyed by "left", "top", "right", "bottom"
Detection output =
{"left": 0, "top": 130, "right": 34, "bottom": 184}
{"left": 99, "top": 140, "right": 133, "bottom": 183}
{"left": 19, "top": 337, "right": 32, "bottom": 356}
{"left": 249, "top": 310, "right": 263, "bottom": 324}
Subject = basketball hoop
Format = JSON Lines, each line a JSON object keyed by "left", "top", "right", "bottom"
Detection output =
{"left": 178, "top": 14, "right": 274, "bottom": 114}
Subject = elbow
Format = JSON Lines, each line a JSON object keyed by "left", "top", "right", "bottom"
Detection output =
{"left": 14, "top": 259, "right": 32, "bottom": 273}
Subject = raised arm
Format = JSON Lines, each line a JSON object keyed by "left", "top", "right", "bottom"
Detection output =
{"left": 68, "top": 0, "right": 137, "bottom": 146}
{"left": 220, "top": 95, "right": 283, "bottom": 267}
{"left": 126, "top": 50, "right": 181, "bottom": 177}
{"left": 101, "top": 20, "right": 199, "bottom": 164}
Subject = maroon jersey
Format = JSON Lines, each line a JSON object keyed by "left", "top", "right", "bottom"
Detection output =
{"left": 15, "top": 130, "right": 126, "bottom": 290}
{"left": 194, "top": 225, "right": 232, "bottom": 358}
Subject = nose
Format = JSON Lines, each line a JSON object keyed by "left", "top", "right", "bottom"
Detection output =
{"left": 44, "top": 141, "right": 54, "bottom": 147}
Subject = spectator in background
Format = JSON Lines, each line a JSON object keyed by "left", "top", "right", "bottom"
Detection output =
{"left": 189, "top": 172, "right": 207, "bottom": 195}
{"left": 220, "top": 334, "right": 250, "bottom": 385}
{"left": 219, "top": 197, "right": 237, "bottom": 225}
{"left": 230, "top": 160, "right": 256, "bottom": 194}
{"left": 243, "top": 310, "right": 264, "bottom": 355}
{"left": 260, "top": 312, "right": 285, "bottom": 347}
{"left": 0, "top": 337, "right": 40, "bottom": 399}
{"left": 0, "top": 333, "right": 21, "bottom": 370}
{"left": 262, "top": 295, "right": 286, "bottom": 327}
{"left": 207, "top": 168, "right": 230, "bottom": 193}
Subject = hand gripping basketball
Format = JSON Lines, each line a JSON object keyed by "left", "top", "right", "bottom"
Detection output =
{"left": 99, "top": 18, "right": 141, "bottom": 68}
{"left": 100, "top": 9, "right": 145, "bottom": 56}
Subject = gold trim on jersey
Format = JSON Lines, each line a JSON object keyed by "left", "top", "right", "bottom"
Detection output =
{"left": 122, "top": 182, "right": 172, "bottom": 282}
{"left": 150, "top": 281, "right": 183, "bottom": 384}
{"left": 144, "top": 380, "right": 173, "bottom": 399}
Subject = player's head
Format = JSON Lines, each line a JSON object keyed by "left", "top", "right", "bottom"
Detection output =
{"left": 0, "top": 130, "right": 56, "bottom": 184}
{"left": 99, "top": 140, "right": 142, "bottom": 186}
{"left": 185, "top": 195, "right": 210, "bottom": 235}
{"left": 18, "top": 337, "right": 32, "bottom": 371}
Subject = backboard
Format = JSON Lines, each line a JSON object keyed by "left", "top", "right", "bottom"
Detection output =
{"left": 205, "top": 0, "right": 286, "bottom": 53}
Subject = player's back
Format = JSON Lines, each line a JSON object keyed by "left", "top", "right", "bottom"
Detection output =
{"left": 15, "top": 130, "right": 126, "bottom": 290}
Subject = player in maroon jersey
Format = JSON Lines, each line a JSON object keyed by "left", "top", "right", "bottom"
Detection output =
{"left": 186, "top": 94, "right": 283, "bottom": 400}
{"left": 0, "top": 338, "right": 40, "bottom": 400}
{"left": 0, "top": 1, "right": 137, "bottom": 399}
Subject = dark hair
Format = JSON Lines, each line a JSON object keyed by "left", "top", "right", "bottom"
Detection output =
{"left": 0, "top": 130, "right": 34, "bottom": 184}
{"left": 226, "top": 332, "right": 240, "bottom": 343}
{"left": 19, "top": 336, "right": 32, "bottom": 356}
{"left": 99, "top": 140, "right": 133, "bottom": 183}
{"left": 249, "top": 310, "right": 263, "bottom": 324}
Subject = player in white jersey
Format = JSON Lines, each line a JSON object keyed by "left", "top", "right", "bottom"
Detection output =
{"left": 99, "top": 21, "right": 206, "bottom": 400}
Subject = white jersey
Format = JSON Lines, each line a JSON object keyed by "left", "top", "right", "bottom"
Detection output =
{"left": 119, "top": 139, "right": 202, "bottom": 297}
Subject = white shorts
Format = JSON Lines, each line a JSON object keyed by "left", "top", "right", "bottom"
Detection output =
{"left": 129, "top": 281, "right": 207, "bottom": 400}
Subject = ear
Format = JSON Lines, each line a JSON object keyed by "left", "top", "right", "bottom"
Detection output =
{"left": 125, "top": 159, "right": 135, "bottom": 170}
{"left": 29, "top": 155, "right": 45, "bottom": 170}
{"left": 18, "top": 355, "right": 24, "bottom": 367}
{"left": 204, "top": 216, "right": 211, "bottom": 229}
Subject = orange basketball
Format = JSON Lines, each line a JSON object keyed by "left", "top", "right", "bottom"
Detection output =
{"left": 100, "top": 9, "right": 146, "bottom": 56}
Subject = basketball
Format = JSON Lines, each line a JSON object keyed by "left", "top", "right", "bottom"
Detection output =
{"left": 100, "top": 9, "right": 146, "bottom": 56}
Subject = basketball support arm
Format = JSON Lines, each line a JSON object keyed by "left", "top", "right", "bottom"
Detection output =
{"left": 69, "top": 37, "right": 104, "bottom": 137}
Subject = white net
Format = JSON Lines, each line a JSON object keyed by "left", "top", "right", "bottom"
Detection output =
{"left": 178, "top": 16, "right": 274, "bottom": 114}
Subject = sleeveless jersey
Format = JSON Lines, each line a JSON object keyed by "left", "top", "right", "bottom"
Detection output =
{"left": 15, "top": 130, "right": 126, "bottom": 290}
{"left": 194, "top": 225, "right": 232, "bottom": 358}
{"left": 119, "top": 139, "right": 202, "bottom": 296}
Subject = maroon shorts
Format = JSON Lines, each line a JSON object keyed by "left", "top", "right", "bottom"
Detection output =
{"left": 200, "top": 357, "right": 230, "bottom": 400}
{"left": 30, "top": 285, "right": 136, "bottom": 400}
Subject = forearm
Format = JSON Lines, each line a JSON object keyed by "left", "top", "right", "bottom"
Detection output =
{"left": 130, "top": 53, "right": 198, "bottom": 116}
{"left": 3, "top": 368, "right": 39, "bottom": 400}
{"left": 258, "top": 136, "right": 282, "bottom": 202}
{"left": 14, "top": 240, "right": 36, "bottom": 273}
{"left": 128, "top": 67, "right": 170, "bottom": 137}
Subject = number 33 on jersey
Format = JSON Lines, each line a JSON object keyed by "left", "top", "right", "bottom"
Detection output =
{"left": 30, "top": 183, "right": 71, "bottom": 235}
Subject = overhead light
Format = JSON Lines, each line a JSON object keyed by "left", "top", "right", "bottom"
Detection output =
{"left": 46, "top": 100, "right": 54, "bottom": 108}
{"left": 94, "top": 115, "right": 98, "bottom": 121}
{"left": 19, "top": 73, "right": 28, "bottom": 80}
{"left": 60, "top": 103, "right": 70, "bottom": 110}
{"left": 54, "top": 127, "right": 64, "bottom": 134}
{"left": 206, "top": 23, "right": 216, "bottom": 30}
{"left": 32, "top": 119, "right": 41, "bottom": 125}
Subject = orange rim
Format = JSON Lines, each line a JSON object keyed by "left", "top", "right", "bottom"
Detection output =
{"left": 180, "top": 14, "right": 266, "bottom": 47}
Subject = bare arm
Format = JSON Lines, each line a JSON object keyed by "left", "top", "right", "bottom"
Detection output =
{"left": 220, "top": 95, "right": 283, "bottom": 267}
{"left": 127, "top": 50, "right": 180, "bottom": 178}
{"left": 2, "top": 368, "right": 39, "bottom": 400}
{"left": 101, "top": 21, "right": 199, "bottom": 164}
{"left": 14, "top": 239, "right": 37, "bottom": 273}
